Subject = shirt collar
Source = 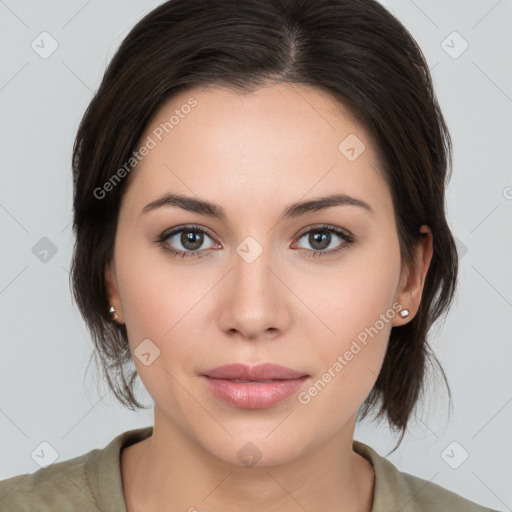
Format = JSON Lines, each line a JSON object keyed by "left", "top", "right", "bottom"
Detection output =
{"left": 91, "top": 426, "right": 422, "bottom": 512}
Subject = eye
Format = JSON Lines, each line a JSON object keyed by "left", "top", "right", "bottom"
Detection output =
{"left": 155, "top": 223, "right": 356, "bottom": 260}
{"left": 156, "top": 225, "right": 218, "bottom": 259}
{"left": 292, "top": 225, "right": 355, "bottom": 257}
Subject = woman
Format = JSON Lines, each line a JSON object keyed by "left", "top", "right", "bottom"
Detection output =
{"left": 0, "top": 0, "right": 501, "bottom": 510}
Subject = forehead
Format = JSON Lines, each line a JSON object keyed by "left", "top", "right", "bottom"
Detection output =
{"left": 121, "top": 83, "right": 391, "bottom": 220}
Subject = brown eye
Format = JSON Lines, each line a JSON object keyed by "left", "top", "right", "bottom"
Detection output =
{"left": 179, "top": 230, "right": 205, "bottom": 251}
{"left": 294, "top": 225, "right": 355, "bottom": 257}
{"left": 156, "top": 225, "right": 217, "bottom": 259}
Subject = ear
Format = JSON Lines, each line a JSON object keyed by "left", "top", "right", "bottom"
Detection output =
{"left": 393, "top": 225, "right": 433, "bottom": 325}
{"left": 105, "top": 260, "right": 124, "bottom": 323}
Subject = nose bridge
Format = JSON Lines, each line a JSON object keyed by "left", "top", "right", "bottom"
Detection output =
{"left": 220, "top": 233, "right": 287, "bottom": 337}
{"left": 232, "top": 233, "right": 275, "bottom": 303}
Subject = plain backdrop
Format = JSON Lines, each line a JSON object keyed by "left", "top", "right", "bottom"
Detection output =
{"left": 1, "top": 1, "right": 511, "bottom": 510}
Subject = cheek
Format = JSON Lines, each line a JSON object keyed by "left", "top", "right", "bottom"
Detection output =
{"left": 301, "top": 233, "right": 401, "bottom": 341}
{"left": 296, "top": 290, "right": 396, "bottom": 423}
{"left": 116, "top": 262, "right": 211, "bottom": 409}
{"left": 294, "top": 231, "right": 401, "bottom": 402}
{"left": 114, "top": 237, "right": 215, "bottom": 371}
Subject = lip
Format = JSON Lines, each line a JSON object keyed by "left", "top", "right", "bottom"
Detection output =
{"left": 202, "top": 363, "right": 307, "bottom": 381}
{"left": 201, "top": 363, "right": 309, "bottom": 409}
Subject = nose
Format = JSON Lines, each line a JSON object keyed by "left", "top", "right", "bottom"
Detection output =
{"left": 217, "top": 240, "right": 291, "bottom": 341}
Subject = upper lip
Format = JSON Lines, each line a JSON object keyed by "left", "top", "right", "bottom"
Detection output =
{"left": 202, "top": 363, "right": 308, "bottom": 381}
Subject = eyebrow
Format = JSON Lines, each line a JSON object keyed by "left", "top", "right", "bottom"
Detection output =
{"left": 141, "top": 192, "right": 374, "bottom": 220}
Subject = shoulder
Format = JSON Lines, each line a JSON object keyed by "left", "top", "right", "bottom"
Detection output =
{"left": 0, "top": 448, "right": 102, "bottom": 511}
{"left": 0, "top": 426, "right": 153, "bottom": 512}
{"left": 353, "top": 440, "right": 501, "bottom": 512}
{"left": 397, "top": 468, "right": 499, "bottom": 512}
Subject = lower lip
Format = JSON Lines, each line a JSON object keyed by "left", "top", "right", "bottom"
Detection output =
{"left": 202, "top": 376, "right": 308, "bottom": 409}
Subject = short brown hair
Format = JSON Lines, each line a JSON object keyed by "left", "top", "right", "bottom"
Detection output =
{"left": 70, "top": 0, "right": 457, "bottom": 451}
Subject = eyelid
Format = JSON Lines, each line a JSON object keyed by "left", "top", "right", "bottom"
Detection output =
{"left": 161, "top": 223, "right": 352, "bottom": 243}
{"left": 294, "top": 223, "right": 352, "bottom": 239}
{"left": 156, "top": 223, "right": 355, "bottom": 259}
{"left": 158, "top": 224, "right": 219, "bottom": 250}
{"left": 292, "top": 224, "right": 355, "bottom": 253}
{"left": 161, "top": 223, "right": 216, "bottom": 241}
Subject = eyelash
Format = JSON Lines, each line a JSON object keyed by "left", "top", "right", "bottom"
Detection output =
{"left": 155, "top": 224, "right": 356, "bottom": 260}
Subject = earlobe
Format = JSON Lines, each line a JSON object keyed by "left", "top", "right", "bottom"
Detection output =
{"left": 105, "top": 261, "right": 123, "bottom": 323}
{"left": 394, "top": 225, "right": 433, "bottom": 324}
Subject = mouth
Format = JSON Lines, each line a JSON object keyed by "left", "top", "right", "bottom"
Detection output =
{"left": 201, "top": 363, "right": 309, "bottom": 409}
{"left": 202, "top": 362, "right": 308, "bottom": 381}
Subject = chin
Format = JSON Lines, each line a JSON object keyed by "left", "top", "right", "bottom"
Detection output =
{"left": 199, "top": 432, "right": 308, "bottom": 468}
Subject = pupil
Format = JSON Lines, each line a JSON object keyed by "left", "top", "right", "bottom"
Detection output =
{"left": 311, "top": 231, "right": 330, "bottom": 250}
{"left": 182, "top": 231, "right": 203, "bottom": 250}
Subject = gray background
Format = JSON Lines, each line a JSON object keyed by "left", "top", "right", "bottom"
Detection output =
{"left": 1, "top": 1, "right": 511, "bottom": 510}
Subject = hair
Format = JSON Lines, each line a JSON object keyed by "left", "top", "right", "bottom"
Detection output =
{"left": 70, "top": 0, "right": 457, "bottom": 452}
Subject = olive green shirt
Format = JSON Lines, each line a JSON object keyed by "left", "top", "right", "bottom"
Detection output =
{"left": 0, "top": 426, "right": 500, "bottom": 511}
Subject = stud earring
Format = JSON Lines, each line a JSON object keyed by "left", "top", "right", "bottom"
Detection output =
{"left": 109, "top": 305, "right": 119, "bottom": 321}
{"left": 399, "top": 309, "right": 410, "bottom": 318}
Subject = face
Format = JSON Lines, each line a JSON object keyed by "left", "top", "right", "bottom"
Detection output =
{"left": 106, "top": 83, "right": 429, "bottom": 466}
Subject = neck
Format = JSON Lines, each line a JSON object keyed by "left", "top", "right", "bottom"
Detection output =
{"left": 121, "top": 410, "right": 375, "bottom": 512}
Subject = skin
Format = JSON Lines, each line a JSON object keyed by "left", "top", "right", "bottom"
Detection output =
{"left": 105, "top": 83, "right": 433, "bottom": 512}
